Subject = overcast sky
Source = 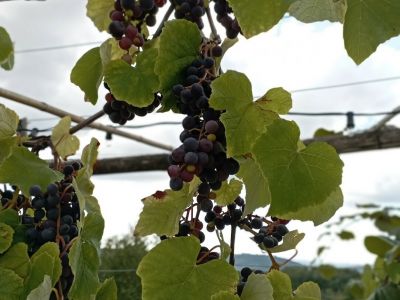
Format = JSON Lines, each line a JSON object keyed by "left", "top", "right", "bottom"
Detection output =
{"left": 1, "top": 0, "right": 400, "bottom": 266}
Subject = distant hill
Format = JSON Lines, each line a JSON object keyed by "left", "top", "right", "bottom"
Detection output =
{"left": 234, "top": 253, "right": 303, "bottom": 270}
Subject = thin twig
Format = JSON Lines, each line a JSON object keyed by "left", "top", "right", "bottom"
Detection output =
{"left": 205, "top": 7, "right": 220, "bottom": 42}
{"left": 69, "top": 110, "right": 105, "bottom": 135}
{"left": 0, "top": 87, "right": 173, "bottom": 151}
{"left": 229, "top": 221, "right": 237, "bottom": 266}
{"left": 153, "top": 3, "right": 175, "bottom": 38}
{"left": 279, "top": 249, "right": 298, "bottom": 268}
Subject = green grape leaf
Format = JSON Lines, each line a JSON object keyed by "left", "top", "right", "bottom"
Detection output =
{"left": 256, "top": 87, "right": 292, "bottom": 115}
{"left": 289, "top": 0, "right": 347, "bottom": 23}
{"left": 0, "top": 104, "right": 19, "bottom": 138}
{"left": 73, "top": 138, "right": 101, "bottom": 215}
{"left": 51, "top": 116, "right": 80, "bottom": 160}
{"left": 317, "top": 265, "right": 337, "bottom": 280}
{"left": 31, "top": 242, "right": 62, "bottom": 285}
{"left": 0, "top": 223, "right": 14, "bottom": 254}
{"left": 237, "top": 157, "right": 271, "bottom": 215}
{"left": 268, "top": 230, "right": 305, "bottom": 253}
{"left": 277, "top": 187, "right": 343, "bottom": 226}
{"left": 23, "top": 252, "right": 59, "bottom": 298}
{"left": 155, "top": 20, "right": 202, "bottom": 94}
{"left": 135, "top": 184, "right": 195, "bottom": 237}
{"left": 0, "top": 267, "right": 23, "bottom": 300}
{"left": 0, "top": 27, "right": 14, "bottom": 71}
{"left": 211, "top": 291, "right": 240, "bottom": 300}
{"left": 214, "top": 178, "right": 243, "bottom": 206}
{"left": 228, "top": 0, "right": 292, "bottom": 38}
{"left": 86, "top": 0, "right": 114, "bottom": 32}
{"left": 1, "top": 52, "right": 14, "bottom": 71}
{"left": 267, "top": 270, "right": 293, "bottom": 300}
{"left": 241, "top": 273, "right": 274, "bottom": 300}
{"left": 0, "top": 146, "right": 63, "bottom": 196}
{"left": 68, "top": 212, "right": 104, "bottom": 300}
{"left": 26, "top": 275, "right": 52, "bottom": 300}
{"left": 0, "top": 209, "right": 19, "bottom": 228}
{"left": 137, "top": 236, "right": 239, "bottom": 300}
{"left": 294, "top": 282, "right": 321, "bottom": 300}
{"left": 70, "top": 47, "right": 103, "bottom": 105}
{"left": 96, "top": 278, "right": 118, "bottom": 300}
{"left": 343, "top": 0, "right": 400, "bottom": 65}
{"left": 0, "top": 137, "right": 18, "bottom": 167}
{"left": 104, "top": 48, "right": 159, "bottom": 107}
{"left": 364, "top": 236, "right": 395, "bottom": 257}
{"left": 313, "top": 128, "right": 342, "bottom": 137}
{"left": 386, "top": 262, "right": 400, "bottom": 284}
{"left": 253, "top": 119, "right": 343, "bottom": 215}
{"left": 0, "top": 243, "right": 31, "bottom": 278}
{"left": 209, "top": 70, "right": 278, "bottom": 156}
{"left": 99, "top": 38, "right": 135, "bottom": 66}
{"left": 338, "top": 230, "right": 355, "bottom": 240}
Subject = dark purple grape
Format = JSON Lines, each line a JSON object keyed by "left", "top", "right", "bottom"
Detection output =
{"left": 251, "top": 218, "right": 263, "bottom": 229}
{"left": 183, "top": 137, "right": 199, "bottom": 151}
{"left": 199, "top": 138, "right": 213, "bottom": 152}
{"left": 170, "top": 177, "right": 183, "bottom": 191}
{"left": 29, "top": 185, "right": 42, "bottom": 197}
{"left": 205, "top": 120, "right": 219, "bottom": 134}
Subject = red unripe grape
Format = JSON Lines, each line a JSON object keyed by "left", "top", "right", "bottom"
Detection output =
{"left": 125, "top": 25, "right": 138, "bottom": 40}
{"left": 119, "top": 37, "right": 133, "bottom": 50}
{"left": 110, "top": 10, "right": 124, "bottom": 21}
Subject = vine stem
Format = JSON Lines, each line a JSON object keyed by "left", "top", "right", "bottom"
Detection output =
{"left": 267, "top": 250, "right": 280, "bottom": 271}
{"left": 153, "top": 3, "right": 175, "bottom": 38}
{"left": 69, "top": 110, "right": 105, "bottom": 135}
{"left": 205, "top": 7, "right": 220, "bottom": 42}
{"left": 0, "top": 87, "right": 173, "bottom": 151}
{"left": 229, "top": 221, "right": 237, "bottom": 266}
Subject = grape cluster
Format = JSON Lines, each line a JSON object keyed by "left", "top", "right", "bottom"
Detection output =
{"left": 167, "top": 47, "right": 239, "bottom": 191}
{"left": 103, "top": 83, "right": 161, "bottom": 125}
{"left": 23, "top": 162, "right": 82, "bottom": 297}
{"left": 173, "top": 0, "right": 206, "bottom": 29}
{"left": 249, "top": 217, "right": 290, "bottom": 249}
{"left": 237, "top": 267, "right": 265, "bottom": 296}
{"left": 203, "top": 196, "right": 244, "bottom": 231}
{"left": 108, "top": 0, "right": 166, "bottom": 61}
{"left": 213, "top": 0, "right": 241, "bottom": 39}
{"left": 176, "top": 217, "right": 205, "bottom": 242}
{"left": 168, "top": 115, "right": 239, "bottom": 191}
{"left": 172, "top": 56, "right": 216, "bottom": 116}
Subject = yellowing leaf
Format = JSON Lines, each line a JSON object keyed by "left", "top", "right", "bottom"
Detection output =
{"left": 214, "top": 178, "right": 243, "bottom": 206}
{"left": 51, "top": 116, "right": 80, "bottom": 160}
{"left": 73, "top": 138, "right": 101, "bottom": 215}
{"left": 135, "top": 184, "right": 195, "bottom": 237}
{"left": 86, "top": 0, "right": 114, "bottom": 32}
{"left": 267, "top": 230, "right": 305, "bottom": 253}
{"left": 0, "top": 104, "right": 19, "bottom": 138}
